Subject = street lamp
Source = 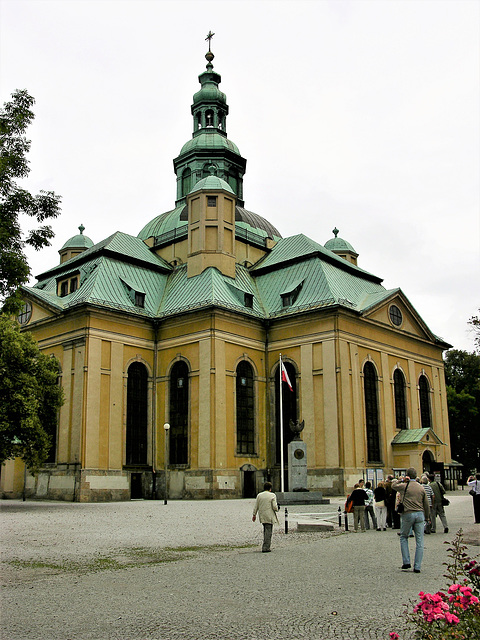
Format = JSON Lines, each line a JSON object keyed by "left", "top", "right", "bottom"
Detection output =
{"left": 163, "top": 423, "right": 170, "bottom": 505}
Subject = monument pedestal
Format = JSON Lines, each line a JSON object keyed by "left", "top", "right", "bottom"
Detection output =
{"left": 276, "top": 491, "right": 329, "bottom": 506}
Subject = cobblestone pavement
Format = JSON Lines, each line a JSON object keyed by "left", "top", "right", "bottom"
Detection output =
{"left": 1, "top": 492, "right": 479, "bottom": 640}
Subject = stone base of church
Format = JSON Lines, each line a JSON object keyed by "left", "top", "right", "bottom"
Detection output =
{"left": 0, "top": 462, "right": 373, "bottom": 502}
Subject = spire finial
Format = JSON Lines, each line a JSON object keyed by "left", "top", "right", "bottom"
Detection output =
{"left": 79, "top": 224, "right": 85, "bottom": 235}
{"left": 333, "top": 227, "right": 339, "bottom": 238}
{"left": 205, "top": 30, "right": 215, "bottom": 66}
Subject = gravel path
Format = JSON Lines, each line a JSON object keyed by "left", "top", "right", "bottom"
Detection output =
{"left": 1, "top": 492, "right": 478, "bottom": 639}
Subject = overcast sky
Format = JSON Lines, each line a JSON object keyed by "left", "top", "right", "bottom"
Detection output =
{"left": 1, "top": 0, "right": 479, "bottom": 351}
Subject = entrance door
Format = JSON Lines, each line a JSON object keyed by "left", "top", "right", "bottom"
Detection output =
{"left": 243, "top": 470, "right": 256, "bottom": 498}
{"left": 131, "top": 473, "right": 143, "bottom": 499}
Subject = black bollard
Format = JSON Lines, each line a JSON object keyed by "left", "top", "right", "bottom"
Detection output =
{"left": 344, "top": 511, "right": 349, "bottom": 531}
{"left": 338, "top": 506, "right": 342, "bottom": 528}
{"left": 285, "top": 507, "right": 289, "bottom": 534}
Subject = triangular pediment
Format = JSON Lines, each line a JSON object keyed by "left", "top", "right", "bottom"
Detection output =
{"left": 361, "top": 289, "right": 449, "bottom": 347}
{"left": 17, "top": 287, "right": 63, "bottom": 327}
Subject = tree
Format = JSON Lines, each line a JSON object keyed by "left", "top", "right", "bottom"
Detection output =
{"left": 444, "top": 349, "right": 480, "bottom": 476}
{"left": 0, "top": 89, "right": 61, "bottom": 314}
{"left": 469, "top": 309, "right": 480, "bottom": 353}
{"left": 0, "top": 314, "right": 64, "bottom": 472}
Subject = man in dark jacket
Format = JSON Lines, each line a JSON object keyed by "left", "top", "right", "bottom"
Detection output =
{"left": 347, "top": 484, "right": 369, "bottom": 532}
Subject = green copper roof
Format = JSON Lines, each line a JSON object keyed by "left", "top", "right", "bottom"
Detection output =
{"left": 391, "top": 428, "right": 445, "bottom": 445}
{"left": 37, "top": 231, "right": 171, "bottom": 280}
{"left": 180, "top": 132, "right": 240, "bottom": 156}
{"left": 251, "top": 234, "right": 378, "bottom": 280}
{"left": 189, "top": 175, "right": 234, "bottom": 195}
{"left": 137, "top": 205, "right": 187, "bottom": 241}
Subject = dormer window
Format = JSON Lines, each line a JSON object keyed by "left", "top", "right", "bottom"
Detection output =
{"left": 281, "top": 281, "right": 304, "bottom": 308}
{"left": 57, "top": 273, "right": 80, "bottom": 297}
{"left": 244, "top": 293, "right": 253, "bottom": 308}
{"left": 121, "top": 277, "right": 146, "bottom": 309}
{"left": 135, "top": 292, "right": 145, "bottom": 308}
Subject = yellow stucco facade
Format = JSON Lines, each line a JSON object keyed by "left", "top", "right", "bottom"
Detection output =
{"left": 0, "top": 51, "right": 453, "bottom": 502}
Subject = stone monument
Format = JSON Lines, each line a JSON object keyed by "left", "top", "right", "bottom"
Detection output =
{"left": 276, "top": 419, "right": 329, "bottom": 506}
{"left": 288, "top": 420, "right": 308, "bottom": 491}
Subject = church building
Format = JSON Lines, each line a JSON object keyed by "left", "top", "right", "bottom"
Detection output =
{"left": 1, "top": 43, "right": 453, "bottom": 501}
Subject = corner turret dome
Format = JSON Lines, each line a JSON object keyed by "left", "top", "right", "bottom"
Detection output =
{"left": 59, "top": 224, "right": 94, "bottom": 263}
{"left": 324, "top": 227, "right": 358, "bottom": 266}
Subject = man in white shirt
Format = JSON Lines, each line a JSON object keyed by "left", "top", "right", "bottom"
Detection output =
{"left": 252, "top": 482, "right": 280, "bottom": 552}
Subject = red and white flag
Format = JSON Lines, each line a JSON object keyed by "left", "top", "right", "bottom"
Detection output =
{"left": 281, "top": 361, "right": 293, "bottom": 391}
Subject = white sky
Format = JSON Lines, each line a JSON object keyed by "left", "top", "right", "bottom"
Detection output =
{"left": 1, "top": 0, "right": 479, "bottom": 351}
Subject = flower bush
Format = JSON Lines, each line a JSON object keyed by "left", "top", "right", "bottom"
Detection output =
{"left": 389, "top": 530, "right": 480, "bottom": 639}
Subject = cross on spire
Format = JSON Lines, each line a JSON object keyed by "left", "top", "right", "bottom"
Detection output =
{"left": 205, "top": 30, "right": 215, "bottom": 52}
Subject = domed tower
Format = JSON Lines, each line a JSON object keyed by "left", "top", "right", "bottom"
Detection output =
{"left": 324, "top": 227, "right": 358, "bottom": 265}
{"left": 173, "top": 35, "right": 247, "bottom": 205}
{"left": 58, "top": 224, "right": 94, "bottom": 263}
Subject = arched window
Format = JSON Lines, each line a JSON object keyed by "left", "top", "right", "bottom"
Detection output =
{"left": 236, "top": 361, "right": 255, "bottom": 455}
{"left": 393, "top": 369, "right": 407, "bottom": 429}
{"left": 205, "top": 109, "right": 214, "bottom": 127}
{"left": 181, "top": 168, "right": 192, "bottom": 198}
{"left": 364, "top": 361, "right": 381, "bottom": 463}
{"left": 126, "top": 362, "right": 148, "bottom": 465}
{"left": 169, "top": 361, "right": 189, "bottom": 465}
{"left": 275, "top": 362, "right": 297, "bottom": 469}
{"left": 419, "top": 375, "right": 431, "bottom": 430}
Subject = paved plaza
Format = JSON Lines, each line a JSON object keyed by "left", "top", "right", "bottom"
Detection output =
{"left": 1, "top": 491, "right": 479, "bottom": 640}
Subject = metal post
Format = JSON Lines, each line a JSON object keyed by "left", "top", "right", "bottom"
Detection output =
{"left": 163, "top": 423, "right": 170, "bottom": 505}
{"left": 285, "top": 507, "right": 288, "bottom": 534}
{"left": 344, "top": 510, "right": 349, "bottom": 531}
{"left": 338, "top": 506, "right": 342, "bottom": 528}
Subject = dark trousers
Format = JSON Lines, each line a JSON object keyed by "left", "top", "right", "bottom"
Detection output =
{"left": 262, "top": 523, "right": 273, "bottom": 551}
{"left": 364, "top": 505, "right": 377, "bottom": 529}
{"left": 473, "top": 494, "right": 480, "bottom": 524}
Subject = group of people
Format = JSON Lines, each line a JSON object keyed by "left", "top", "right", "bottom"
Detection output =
{"left": 344, "top": 470, "right": 451, "bottom": 572}
{"left": 252, "top": 472, "right": 480, "bottom": 567}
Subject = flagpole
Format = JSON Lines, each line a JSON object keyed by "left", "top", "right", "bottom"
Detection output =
{"left": 279, "top": 353, "right": 285, "bottom": 493}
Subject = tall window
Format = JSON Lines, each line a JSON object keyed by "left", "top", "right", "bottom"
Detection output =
{"left": 419, "top": 375, "right": 431, "bottom": 430}
{"left": 393, "top": 369, "right": 407, "bottom": 429}
{"left": 182, "top": 168, "right": 192, "bottom": 198}
{"left": 169, "top": 361, "right": 189, "bottom": 465}
{"left": 275, "top": 362, "right": 297, "bottom": 467}
{"left": 236, "top": 361, "right": 255, "bottom": 455}
{"left": 364, "top": 362, "right": 381, "bottom": 463}
{"left": 126, "top": 362, "right": 148, "bottom": 465}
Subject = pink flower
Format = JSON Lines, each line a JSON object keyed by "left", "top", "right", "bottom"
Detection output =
{"left": 444, "top": 612, "right": 460, "bottom": 624}
{"left": 389, "top": 633, "right": 400, "bottom": 640}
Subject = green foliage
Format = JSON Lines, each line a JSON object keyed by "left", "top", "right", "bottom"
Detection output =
{"left": 0, "top": 89, "right": 61, "bottom": 313}
{"left": 444, "top": 349, "right": 480, "bottom": 475}
{"left": 0, "top": 314, "right": 64, "bottom": 472}
{"left": 469, "top": 310, "right": 480, "bottom": 353}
